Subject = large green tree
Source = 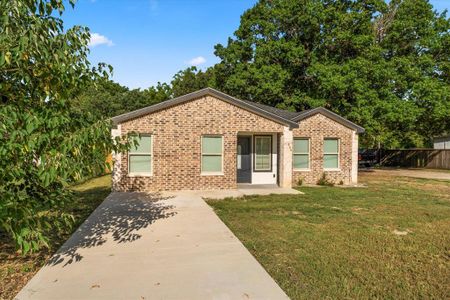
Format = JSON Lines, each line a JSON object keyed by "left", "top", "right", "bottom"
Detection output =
{"left": 0, "top": 0, "right": 132, "bottom": 253}
{"left": 171, "top": 67, "right": 216, "bottom": 97}
{"left": 213, "top": 0, "right": 450, "bottom": 148}
{"left": 71, "top": 67, "right": 213, "bottom": 119}
{"left": 71, "top": 80, "right": 172, "bottom": 119}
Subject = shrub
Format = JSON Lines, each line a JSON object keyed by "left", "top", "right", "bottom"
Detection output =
{"left": 317, "top": 173, "right": 334, "bottom": 186}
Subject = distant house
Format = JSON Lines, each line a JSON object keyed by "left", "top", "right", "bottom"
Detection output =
{"left": 111, "top": 88, "right": 364, "bottom": 191}
{"left": 433, "top": 135, "right": 450, "bottom": 149}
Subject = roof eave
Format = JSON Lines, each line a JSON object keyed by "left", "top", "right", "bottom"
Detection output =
{"left": 111, "top": 87, "right": 299, "bottom": 128}
{"left": 292, "top": 107, "right": 365, "bottom": 133}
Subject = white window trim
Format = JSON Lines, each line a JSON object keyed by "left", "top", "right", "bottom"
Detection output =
{"left": 128, "top": 134, "right": 153, "bottom": 177}
{"left": 201, "top": 135, "right": 224, "bottom": 176}
{"left": 293, "top": 137, "right": 310, "bottom": 171}
{"left": 323, "top": 138, "right": 340, "bottom": 171}
{"left": 253, "top": 135, "right": 272, "bottom": 172}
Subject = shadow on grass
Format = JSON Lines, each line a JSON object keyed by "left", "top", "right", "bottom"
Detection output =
{"left": 46, "top": 192, "right": 176, "bottom": 267}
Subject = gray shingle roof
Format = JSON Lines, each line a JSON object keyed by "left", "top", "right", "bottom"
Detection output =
{"left": 240, "top": 100, "right": 302, "bottom": 121}
{"left": 111, "top": 88, "right": 299, "bottom": 128}
{"left": 111, "top": 87, "right": 364, "bottom": 133}
{"left": 291, "top": 107, "right": 364, "bottom": 133}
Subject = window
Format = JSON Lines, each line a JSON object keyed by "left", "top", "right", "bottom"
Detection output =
{"left": 128, "top": 135, "right": 152, "bottom": 175}
{"left": 323, "top": 138, "right": 339, "bottom": 169}
{"left": 254, "top": 135, "right": 272, "bottom": 171}
{"left": 201, "top": 136, "right": 223, "bottom": 174}
{"left": 293, "top": 138, "right": 309, "bottom": 170}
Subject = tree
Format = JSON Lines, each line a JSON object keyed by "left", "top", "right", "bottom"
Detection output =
{"left": 71, "top": 80, "right": 172, "bottom": 119}
{"left": 171, "top": 67, "right": 216, "bottom": 97}
{"left": 71, "top": 80, "right": 130, "bottom": 119}
{"left": 72, "top": 67, "right": 215, "bottom": 119}
{"left": 142, "top": 82, "right": 172, "bottom": 106}
{"left": 0, "top": 0, "right": 132, "bottom": 253}
{"left": 213, "top": 0, "right": 450, "bottom": 148}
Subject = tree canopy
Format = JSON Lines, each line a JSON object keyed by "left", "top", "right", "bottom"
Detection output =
{"left": 212, "top": 0, "right": 450, "bottom": 148}
{"left": 70, "top": 67, "right": 213, "bottom": 119}
{"left": 76, "top": 0, "right": 449, "bottom": 148}
{"left": 0, "top": 0, "right": 132, "bottom": 253}
{"left": 71, "top": 80, "right": 172, "bottom": 119}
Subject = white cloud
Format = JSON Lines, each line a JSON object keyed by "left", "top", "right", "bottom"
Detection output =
{"left": 187, "top": 56, "right": 206, "bottom": 66}
{"left": 88, "top": 33, "right": 114, "bottom": 47}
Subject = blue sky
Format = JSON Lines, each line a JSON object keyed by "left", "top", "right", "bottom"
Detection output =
{"left": 63, "top": 0, "right": 449, "bottom": 89}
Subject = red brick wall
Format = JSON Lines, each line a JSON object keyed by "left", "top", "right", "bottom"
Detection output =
{"left": 292, "top": 114, "right": 354, "bottom": 185}
{"left": 115, "top": 95, "right": 285, "bottom": 191}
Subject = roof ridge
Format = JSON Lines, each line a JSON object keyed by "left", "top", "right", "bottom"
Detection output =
{"left": 111, "top": 87, "right": 299, "bottom": 127}
{"left": 111, "top": 87, "right": 364, "bottom": 133}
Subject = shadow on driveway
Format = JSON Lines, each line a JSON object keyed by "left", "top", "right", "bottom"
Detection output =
{"left": 47, "top": 192, "right": 176, "bottom": 267}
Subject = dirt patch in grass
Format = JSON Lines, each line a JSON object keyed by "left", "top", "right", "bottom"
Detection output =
{"left": 0, "top": 175, "right": 111, "bottom": 300}
{"left": 362, "top": 171, "right": 450, "bottom": 200}
{"left": 208, "top": 172, "right": 450, "bottom": 299}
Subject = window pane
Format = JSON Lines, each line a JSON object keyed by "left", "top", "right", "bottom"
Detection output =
{"left": 255, "top": 136, "right": 271, "bottom": 170}
{"left": 324, "top": 154, "right": 338, "bottom": 169}
{"left": 202, "top": 136, "right": 222, "bottom": 154}
{"left": 255, "top": 154, "right": 271, "bottom": 170}
{"left": 129, "top": 155, "right": 152, "bottom": 173}
{"left": 324, "top": 139, "right": 338, "bottom": 153}
{"left": 131, "top": 136, "right": 152, "bottom": 153}
{"left": 294, "top": 139, "right": 309, "bottom": 153}
{"left": 294, "top": 154, "right": 309, "bottom": 169}
{"left": 202, "top": 155, "right": 222, "bottom": 172}
{"left": 256, "top": 137, "right": 271, "bottom": 155}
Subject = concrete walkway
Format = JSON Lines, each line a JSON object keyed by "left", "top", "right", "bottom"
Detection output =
{"left": 179, "top": 184, "right": 301, "bottom": 200}
{"left": 16, "top": 192, "right": 289, "bottom": 300}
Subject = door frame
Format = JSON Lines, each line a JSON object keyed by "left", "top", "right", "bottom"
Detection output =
{"left": 237, "top": 135, "right": 252, "bottom": 183}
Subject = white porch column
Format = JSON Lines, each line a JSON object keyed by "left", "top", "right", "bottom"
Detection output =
{"left": 279, "top": 126, "right": 293, "bottom": 188}
{"left": 351, "top": 131, "right": 359, "bottom": 184}
{"left": 111, "top": 124, "right": 122, "bottom": 191}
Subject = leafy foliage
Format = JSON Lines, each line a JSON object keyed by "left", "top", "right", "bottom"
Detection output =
{"left": 0, "top": 0, "right": 132, "bottom": 253}
{"left": 69, "top": 0, "right": 449, "bottom": 149}
{"left": 70, "top": 67, "right": 213, "bottom": 120}
{"left": 317, "top": 173, "right": 335, "bottom": 186}
{"left": 171, "top": 67, "right": 216, "bottom": 97}
{"left": 71, "top": 80, "right": 172, "bottom": 119}
{"left": 212, "top": 0, "right": 450, "bottom": 148}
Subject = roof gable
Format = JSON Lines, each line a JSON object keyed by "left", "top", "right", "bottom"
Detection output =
{"left": 111, "top": 88, "right": 299, "bottom": 128}
{"left": 292, "top": 107, "right": 364, "bottom": 133}
{"left": 111, "top": 88, "right": 364, "bottom": 133}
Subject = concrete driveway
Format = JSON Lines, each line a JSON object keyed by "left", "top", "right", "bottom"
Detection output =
{"left": 373, "top": 168, "right": 450, "bottom": 181}
{"left": 16, "top": 192, "right": 289, "bottom": 300}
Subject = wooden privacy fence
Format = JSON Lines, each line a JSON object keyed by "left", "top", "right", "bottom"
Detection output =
{"left": 379, "top": 149, "right": 450, "bottom": 169}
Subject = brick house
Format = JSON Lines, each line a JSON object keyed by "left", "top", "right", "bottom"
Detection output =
{"left": 111, "top": 88, "right": 364, "bottom": 191}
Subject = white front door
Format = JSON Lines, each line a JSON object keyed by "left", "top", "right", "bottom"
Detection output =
{"left": 251, "top": 134, "right": 277, "bottom": 184}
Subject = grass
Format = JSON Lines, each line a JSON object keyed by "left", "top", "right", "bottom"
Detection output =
{"left": 0, "top": 175, "right": 111, "bottom": 300}
{"left": 207, "top": 172, "right": 450, "bottom": 299}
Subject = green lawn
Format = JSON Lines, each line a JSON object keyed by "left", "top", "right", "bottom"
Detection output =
{"left": 207, "top": 172, "right": 450, "bottom": 299}
{"left": 0, "top": 175, "right": 111, "bottom": 300}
